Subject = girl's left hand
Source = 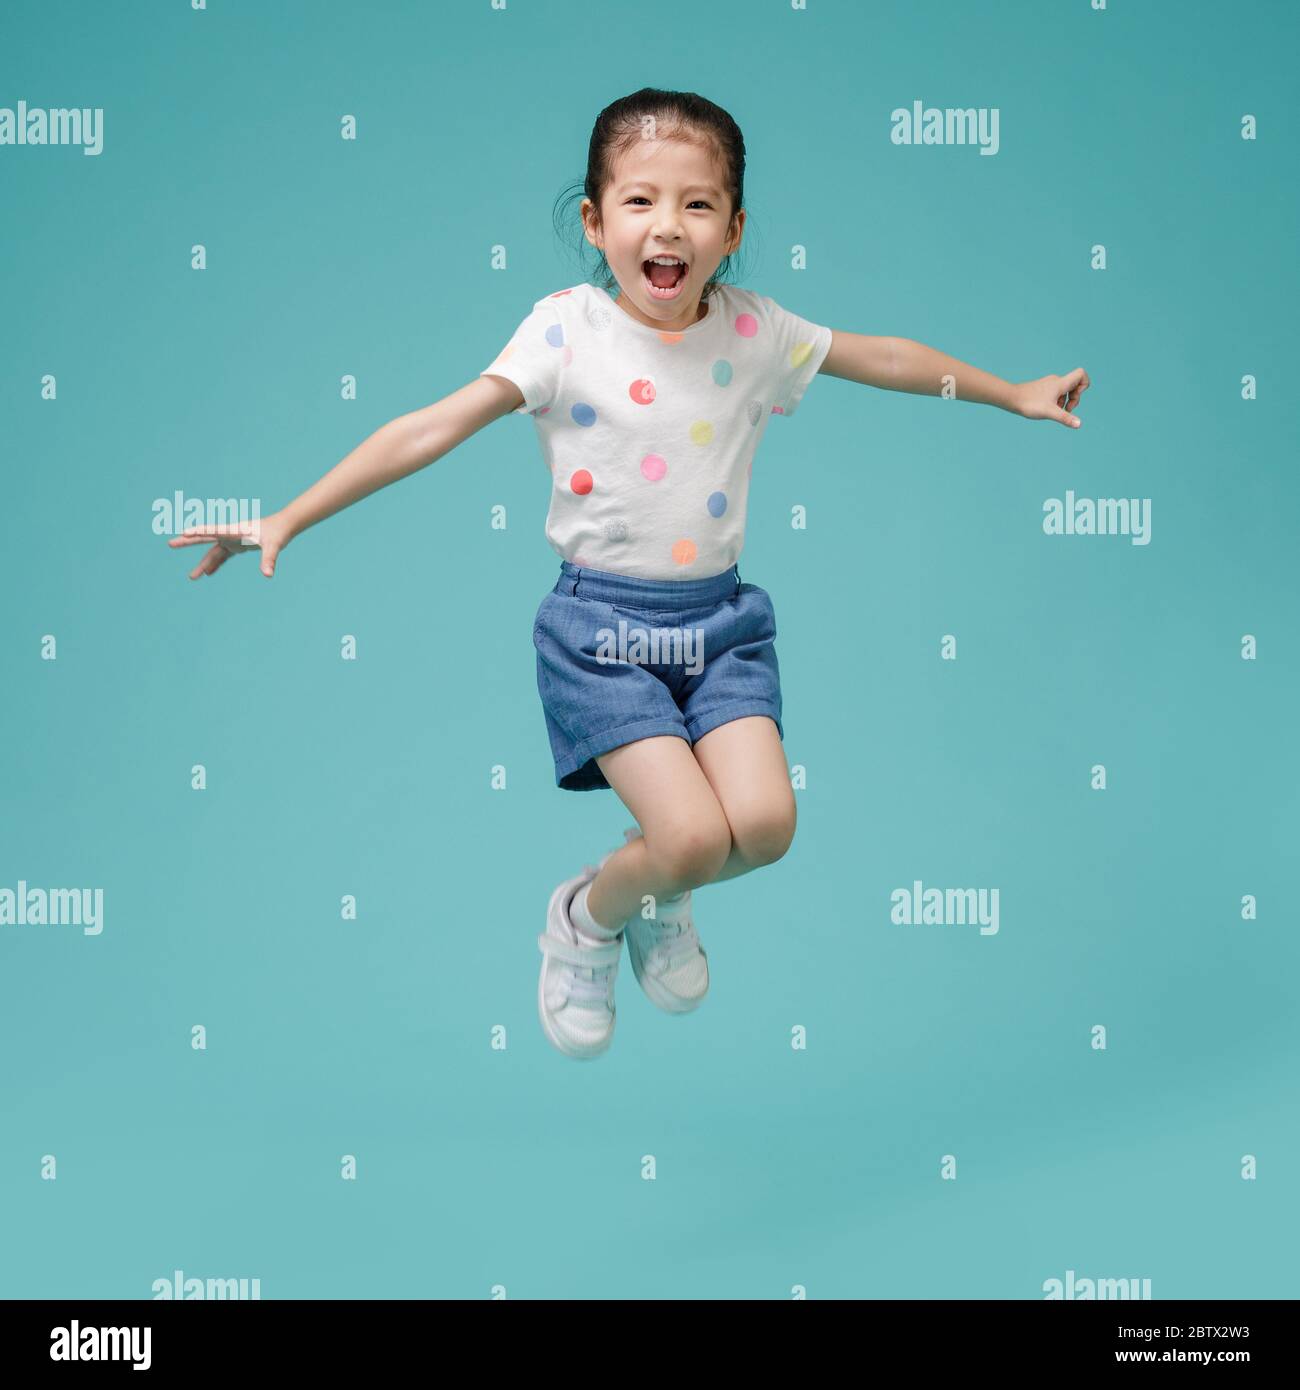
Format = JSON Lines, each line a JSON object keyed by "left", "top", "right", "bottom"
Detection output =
{"left": 1015, "top": 368, "right": 1090, "bottom": 428}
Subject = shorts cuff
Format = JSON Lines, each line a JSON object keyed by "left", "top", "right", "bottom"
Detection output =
{"left": 685, "top": 700, "right": 783, "bottom": 743}
{"left": 556, "top": 715, "right": 692, "bottom": 783}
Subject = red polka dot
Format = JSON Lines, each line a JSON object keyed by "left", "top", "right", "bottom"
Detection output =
{"left": 571, "top": 470, "right": 593, "bottom": 495}
{"left": 629, "top": 378, "right": 656, "bottom": 405}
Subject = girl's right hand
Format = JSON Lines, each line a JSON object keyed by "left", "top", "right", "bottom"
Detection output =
{"left": 167, "top": 509, "right": 295, "bottom": 580}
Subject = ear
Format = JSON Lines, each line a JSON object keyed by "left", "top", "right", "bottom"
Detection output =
{"left": 580, "top": 197, "right": 603, "bottom": 252}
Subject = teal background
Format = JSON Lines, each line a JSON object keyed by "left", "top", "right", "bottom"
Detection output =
{"left": 1, "top": 0, "right": 1296, "bottom": 1300}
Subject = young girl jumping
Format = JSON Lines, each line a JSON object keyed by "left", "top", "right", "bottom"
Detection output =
{"left": 169, "top": 88, "right": 1089, "bottom": 1063}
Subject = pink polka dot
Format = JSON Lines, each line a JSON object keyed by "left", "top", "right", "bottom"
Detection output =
{"left": 629, "top": 378, "right": 656, "bottom": 405}
{"left": 672, "top": 538, "right": 698, "bottom": 566}
{"left": 641, "top": 454, "right": 667, "bottom": 481}
{"left": 735, "top": 313, "right": 758, "bottom": 338}
{"left": 571, "top": 470, "right": 593, "bottom": 495}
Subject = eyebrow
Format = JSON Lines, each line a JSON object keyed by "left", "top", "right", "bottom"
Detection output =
{"left": 616, "top": 182, "right": 722, "bottom": 197}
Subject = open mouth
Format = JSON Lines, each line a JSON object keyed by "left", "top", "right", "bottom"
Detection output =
{"left": 642, "top": 257, "right": 689, "bottom": 300}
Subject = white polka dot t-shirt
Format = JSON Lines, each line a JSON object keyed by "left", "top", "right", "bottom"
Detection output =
{"left": 479, "top": 282, "right": 833, "bottom": 581}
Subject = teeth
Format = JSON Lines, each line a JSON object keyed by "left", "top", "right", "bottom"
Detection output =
{"left": 647, "top": 256, "right": 686, "bottom": 266}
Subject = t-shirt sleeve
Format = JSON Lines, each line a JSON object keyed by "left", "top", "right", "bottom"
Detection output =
{"left": 762, "top": 295, "right": 833, "bottom": 418}
{"left": 480, "top": 296, "right": 567, "bottom": 415}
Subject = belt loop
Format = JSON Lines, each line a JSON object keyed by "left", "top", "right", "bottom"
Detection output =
{"left": 734, "top": 563, "right": 742, "bottom": 591}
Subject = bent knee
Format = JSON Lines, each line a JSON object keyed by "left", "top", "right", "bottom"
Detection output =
{"left": 731, "top": 804, "right": 796, "bottom": 868}
{"left": 645, "top": 819, "right": 732, "bottom": 892}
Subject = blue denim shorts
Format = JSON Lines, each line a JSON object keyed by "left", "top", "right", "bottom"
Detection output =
{"left": 532, "top": 560, "right": 784, "bottom": 792}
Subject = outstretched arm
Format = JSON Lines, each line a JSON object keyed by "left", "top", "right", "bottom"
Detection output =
{"left": 167, "top": 375, "right": 522, "bottom": 579}
{"left": 818, "top": 330, "right": 1089, "bottom": 429}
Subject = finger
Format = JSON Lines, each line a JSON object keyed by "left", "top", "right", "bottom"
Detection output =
{"left": 188, "top": 543, "right": 229, "bottom": 580}
{"left": 1059, "top": 367, "right": 1087, "bottom": 393}
{"left": 1056, "top": 408, "right": 1081, "bottom": 428}
{"left": 177, "top": 524, "right": 244, "bottom": 544}
{"left": 260, "top": 544, "right": 278, "bottom": 577}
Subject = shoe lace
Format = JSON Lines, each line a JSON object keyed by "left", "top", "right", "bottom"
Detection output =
{"left": 642, "top": 907, "right": 702, "bottom": 972}
{"left": 567, "top": 953, "right": 617, "bottom": 1008}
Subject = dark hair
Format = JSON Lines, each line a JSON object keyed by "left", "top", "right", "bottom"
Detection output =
{"left": 552, "top": 87, "right": 751, "bottom": 302}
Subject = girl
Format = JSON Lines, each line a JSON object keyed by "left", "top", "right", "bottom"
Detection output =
{"left": 169, "top": 88, "right": 1089, "bottom": 1063}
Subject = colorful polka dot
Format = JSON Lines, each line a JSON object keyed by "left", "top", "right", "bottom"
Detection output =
{"left": 571, "top": 402, "right": 597, "bottom": 427}
{"left": 641, "top": 454, "right": 667, "bottom": 481}
{"left": 629, "top": 378, "right": 656, "bottom": 405}
{"left": 545, "top": 323, "right": 565, "bottom": 349}
{"left": 570, "top": 470, "right": 593, "bottom": 495}
{"left": 789, "top": 343, "right": 814, "bottom": 369}
{"left": 711, "top": 360, "right": 733, "bottom": 386}
{"left": 707, "top": 492, "right": 727, "bottom": 517}
{"left": 734, "top": 313, "right": 758, "bottom": 339}
{"left": 672, "top": 538, "right": 698, "bottom": 566}
{"left": 689, "top": 420, "right": 714, "bottom": 446}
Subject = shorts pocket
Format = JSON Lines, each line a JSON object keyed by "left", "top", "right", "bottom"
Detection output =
{"left": 736, "top": 582, "right": 777, "bottom": 638}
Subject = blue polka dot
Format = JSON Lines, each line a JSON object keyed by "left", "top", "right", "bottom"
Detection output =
{"left": 571, "top": 402, "right": 597, "bottom": 427}
{"left": 545, "top": 324, "right": 565, "bottom": 348}
{"left": 711, "top": 359, "right": 733, "bottom": 387}
{"left": 707, "top": 491, "right": 727, "bottom": 517}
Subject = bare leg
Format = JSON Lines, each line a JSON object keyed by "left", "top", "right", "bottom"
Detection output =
{"left": 584, "top": 717, "right": 796, "bottom": 928}
{"left": 584, "top": 736, "right": 732, "bottom": 929}
{"left": 689, "top": 715, "right": 797, "bottom": 885}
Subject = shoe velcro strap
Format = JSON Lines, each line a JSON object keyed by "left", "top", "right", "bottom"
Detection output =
{"left": 537, "top": 933, "right": 621, "bottom": 969}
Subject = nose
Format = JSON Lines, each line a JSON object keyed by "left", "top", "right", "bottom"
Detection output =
{"left": 651, "top": 211, "right": 683, "bottom": 242}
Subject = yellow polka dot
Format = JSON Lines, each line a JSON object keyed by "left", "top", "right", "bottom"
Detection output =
{"left": 689, "top": 420, "right": 714, "bottom": 446}
{"left": 672, "top": 538, "right": 697, "bottom": 566}
{"left": 789, "top": 342, "right": 813, "bottom": 368}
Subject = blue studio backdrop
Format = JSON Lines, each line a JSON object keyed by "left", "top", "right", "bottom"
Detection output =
{"left": 1, "top": 0, "right": 1296, "bottom": 1299}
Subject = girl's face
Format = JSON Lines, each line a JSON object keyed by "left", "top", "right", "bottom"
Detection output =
{"left": 582, "top": 134, "right": 744, "bottom": 333}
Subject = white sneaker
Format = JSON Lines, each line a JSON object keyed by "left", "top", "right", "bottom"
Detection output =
{"left": 625, "top": 888, "right": 710, "bottom": 1013}
{"left": 537, "top": 866, "right": 624, "bottom": 1060}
